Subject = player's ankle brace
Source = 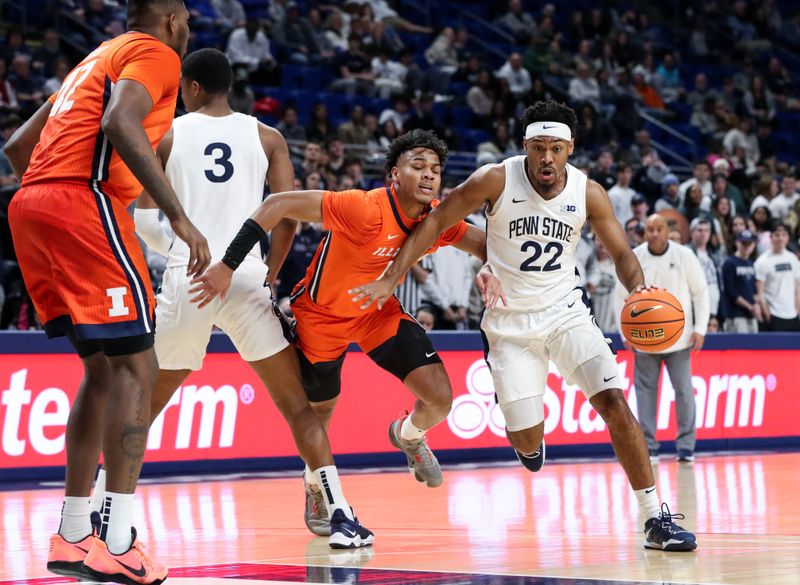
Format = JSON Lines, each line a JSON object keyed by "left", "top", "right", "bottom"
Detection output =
{"left": 222, "top": 219, "right": 267, "bottom": 270}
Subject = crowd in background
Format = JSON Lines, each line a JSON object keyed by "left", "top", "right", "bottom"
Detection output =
{"left": 0, "top": 0, "right": 799, "bottom": 332}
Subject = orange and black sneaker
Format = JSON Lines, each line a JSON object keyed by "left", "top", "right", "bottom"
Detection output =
{"left": 46, "top": 532, "right": 94, "bottom": 579}
{"left": 84, "top": 527, "right": 168, "bottom": 585}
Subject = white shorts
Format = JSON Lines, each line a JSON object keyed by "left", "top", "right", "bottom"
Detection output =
{"left": 154, "top": 261, "right": 290, "bottom": 370}
{"left": 481, "top": 287, "right": 618, "bottom": 406}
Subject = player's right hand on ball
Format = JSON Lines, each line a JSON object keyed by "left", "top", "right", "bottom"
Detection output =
{"left": 171, "top": 215, "right": 211, "bottom": 277}
{"left": 475, "top": 264, "right": 507, "bottom": 309}
{"left": 189, "top": 262, "right": 233, "bottom": 308}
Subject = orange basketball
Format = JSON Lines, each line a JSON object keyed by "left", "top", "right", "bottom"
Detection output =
{"left": 620, "top": 288, "right": 685, "bottom": 353}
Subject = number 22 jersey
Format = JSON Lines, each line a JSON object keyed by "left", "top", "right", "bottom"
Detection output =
{"left": 486, "top": 155, "right": 587, "bottom": 311}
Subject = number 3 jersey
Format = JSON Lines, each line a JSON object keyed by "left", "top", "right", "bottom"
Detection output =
{"left": 486, "top": 155, "right": 587, "bottom": 311}
{"left": 164, "top": 112, "right": 269, "bottom": 269}
{"left": 22, "top": 32, "right": 180, "bottom": 207}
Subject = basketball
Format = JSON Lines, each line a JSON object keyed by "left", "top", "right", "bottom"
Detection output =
{"left": 620, "top": 288, "right": 685, "bottom": 353}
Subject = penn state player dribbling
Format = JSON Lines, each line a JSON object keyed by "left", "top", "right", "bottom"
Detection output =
{"left": 94, "top": 48, "right": 373, "bottom": 549}
{"left": 352, "top": 100, "right": 697, "bottom": 551}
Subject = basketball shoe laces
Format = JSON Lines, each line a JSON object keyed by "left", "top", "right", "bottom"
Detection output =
{"left": 406, "top": 434, "right": 435, "bottom": 467}
{"left": 126, "top": 538, "right": 155, "bottom": 573}
{"left": 311, "top": 484, "right": 325, "bottom": 515}
{"left": 655, "top": 503, "right": 687, "bottom": 534}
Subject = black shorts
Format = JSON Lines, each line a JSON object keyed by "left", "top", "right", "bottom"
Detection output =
{"left": 299, "top": 318, "right": 443, "bottom": 403}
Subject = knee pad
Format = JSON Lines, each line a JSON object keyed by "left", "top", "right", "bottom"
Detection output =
{"left": 500, "top": 395, "right": 544, "bottom": 432}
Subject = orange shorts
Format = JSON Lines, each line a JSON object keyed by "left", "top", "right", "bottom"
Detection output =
{"left": 291, "top": 289, "right": 414, "bottom": 363}
{"left": 9, "top": 182, "right": 155, "bottom": 340}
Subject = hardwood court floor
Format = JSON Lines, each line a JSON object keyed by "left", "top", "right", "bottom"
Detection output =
{"left": 1, "top": 451, "right": 799, "bottom": 585}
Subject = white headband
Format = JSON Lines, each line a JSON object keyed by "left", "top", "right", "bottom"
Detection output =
{"left": 525, "top": 121, "right": 572, "bottom": 141}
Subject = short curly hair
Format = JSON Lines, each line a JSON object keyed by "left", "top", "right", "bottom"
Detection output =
{"left": 384, "top": 129, "right": 448, "bottom": 174}
{"left": 520, "top": 100, "right": 578, "bottom": 137}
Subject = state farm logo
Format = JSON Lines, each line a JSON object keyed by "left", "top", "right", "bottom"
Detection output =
{"left": 447, "top": 359, "right": 774, "bottom": 440}
{"left": 1, "top": 369, "right": 252, "bottom": 457}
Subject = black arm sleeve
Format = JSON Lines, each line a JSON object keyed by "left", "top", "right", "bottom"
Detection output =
{"left": 221, "top": 219, "right": 267, "bottom": 271}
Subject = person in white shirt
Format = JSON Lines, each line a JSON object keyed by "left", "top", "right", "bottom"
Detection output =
{"left": 768, "top": 174, "right": 800, "bottom": 223}
{"left": 687, "top": 218, "right": 721, "bottom": 318}
{"left": 618, "top": 214, "right": 709, "bottom": 463}
{"left": 608, "top": 163, "right": 639, "bottom": 225}
{"left": 496, "top": 52, "right": 532, "bottom": 99}
{"left": 587, "top": 237, "right": 618, "bottom": 333}
{"left": 371, "top": 50, "right": 407, "bottom": 99}
{"left": 678, "top": 161, "right": 712, "bottom": 206}
{"left": 754, "top": 223, "right": 800, "bottom": 331}
{"left": 226, "top": 21, "right": 276, "bottom": 78}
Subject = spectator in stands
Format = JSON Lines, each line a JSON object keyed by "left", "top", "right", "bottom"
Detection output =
{"left": 590, "top": 148, "right": 615, "bottom": 191}
{"left": 377, "top": 119, "right": 399, "bottom": 149}
{"left": 755, "top": 223, "right": 800, "bottom": 331}
{"left": 466, "top": 70, "right": 494, "bottom": 117}
{"left": 655, "top": 174, "right": 681, "bottom": 212}
{"left": 1, "top": 28, "right": 29, "bottom": 65}
{"left": 690, "top": 96, "right": 718, "bottom": 135}
{"left": 426, "top": 245, "right": 473, "bottom": 330}
{"left": 711, "top": 194, "right": 734, "bottom": 249}
{"left": 608, "top": 162, "right": 637, "bottom": 224}
{"left": 632, "top": 65, "right": 665, "bottom": 110}
{"left": 679, "top": 161, "right": 712, "bottom": 205}
{"left": 338, "top": 105, "right": 370, "bottom": 145}
{"left": 302, "top": 169, "right": 323, "bottom": 190}
{"left": 269, "top": 0, "right": 288, "bottom": 26}
{"left": 343, "top": 157, "right": 367, "bottom": 190}
{"left": 0, "top": 60, "right": 19, "bottom": 112}
{"left": 371, "top": 49, "right": 406, "bottom": 99}
{"left": 81, "top": 0, "right": 118, "bottom": 39}
{"left": 325, "top": 136, "right": 346, "bottom": 176}
{"left": 586, "top": 237, "right": 617, "bottom": 333}
{"left": 689, "top": 218, "right": 722, "bottom": 318}
{"left": 404, "top": 94, "right": 443, "bottom": 137}
{"left": 723, "top": 117, "right": 759, "bottom": 174}
{"left": 476, "top": 122, "right": 517, "bottom": 165}
{"left": 364, "top": 0, "right": 433, "bottom": 35}
{"left": 212, "top": 0, "right": 246, "bottom": 30}
{"left": 496, "top": 0, "right": 537, "bottom": 43}
{"left": 228, "top": 68, "right": 254, "bottom": 115}
{"left": 274, "top": 2, "right": 320, "bottom": 65}
{"left": 628, "top": 128, "right": 652, "bottom": 165}
{"left": 495, "top": 52, "right": 532, "bottom": 101}
{"left": 400, "top": 48, "right": 425, "bottom": 94}
{"left": 276, "top": 106, "right": 307, "bottom": 142}
{"left": 8, "top": 55, "right": 43, "bottom": 117}
{"left": 296, "top": 140, "right": 322, "bottom": 177}
{"left": 568, "top": 62, "right": 600, "bottom": 109}
{"left": 711, "top": 163, "right": 746, "bottom": 214}
{"left": 751, "top": 201, "right": 774, "bottom": 255}
{"left": 323, "top": 8, "right": 348, "bottom": 52}
{"left": 765, "top": 56, "right": 792, "bottom": 95}
{"left": 31, "top": 29, "right": 62, "bottom": 78}
{"left": 415, "top": 306, "right": 436, "bottom": 332}
{"left": 330, "top": 34, "right": 375, "bottom": 96}
{"left": 631, "top": 192, "right": 650, "bottom": 221}
{"left": 575, "top": 103, "right": 616, "bottom": 151}
{"left": 744, "top": 76, "right": 776, "bottom": 124}
{"left": 728, "top": 214, "right": 748, "bottom": 254}
{"left": 43, "top": 57, "right": 69, "bottom": 95}
{"left": 625, "top": 217, "right": 645, "bottom": 247}
{"left": 424, "top": 27, "right": 459, "bottom": 95}
{"left": 687, "top": 73, "right": 717, "bottom": 112}
{"left": 0, "top": 117, "right": 19, "bottom": 188}
{"left": 305, "top": 103, "right": 331, "bottom": 144}
{"left": 756, "top": 122, "right": 776, "bottom": 168}
{"left": 682, "top": 183, "right": 712, "bottom": 223}
{"left": 722, "top": 229, "right": 762, "bottom": 332}
{"left": 378, "top": 95, "right": 409, "bottom": 132}
{"left": 226, "top": 21, "right": 278, "bottom": 84}
{"left": 770, "top": 174, "right": 800, "bottom": 222}
{"left": 654, "top": 52, "right": 683, "bottom": 103}
{"left": 632, "top": 148, "right": 670, "bottom": 204}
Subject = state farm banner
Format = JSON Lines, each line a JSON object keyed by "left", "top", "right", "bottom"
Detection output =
{"left": 0, "top": 349, "right": 796, "bottom": 470}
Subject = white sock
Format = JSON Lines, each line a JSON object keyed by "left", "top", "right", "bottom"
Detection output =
{"left": 313, "top": 465, "right": 353, "bottom": 521}
{"left": 59, "top": 496, "right": 92, "bottom": 542}
{"left": 102, "top": 491, "right": 135, "bottom": 555}
{"left": 634, "top": 486, "right": 661, "bottom": 521}
{"left": 305, "top": 465, "right": 318, "bottom": 486}
{"left": 90, "top": 469, "right": 106, "bottom": 514}
{"left": 400, "top": 412, "right": 426, "bottom": 442}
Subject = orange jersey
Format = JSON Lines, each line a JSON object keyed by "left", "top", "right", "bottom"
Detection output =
{"left": 294, "top": 185, "right": 468, "bottom": 318}
{"left": 22, "top": 32, "right": 180, "bottom": 207}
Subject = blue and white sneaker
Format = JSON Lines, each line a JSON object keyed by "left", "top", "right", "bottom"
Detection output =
{"left": 514, "top": 439, "right": 545, "bottom": 472}
{"left": 329, "top": 508, "right": 374, "bottom": 549}
{"left": 644, "top": 503, "right": 697, "bottom": 551}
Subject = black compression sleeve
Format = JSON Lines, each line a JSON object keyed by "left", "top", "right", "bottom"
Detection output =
{"left": 221, "top": 219, "right": 267, "bottom": 271}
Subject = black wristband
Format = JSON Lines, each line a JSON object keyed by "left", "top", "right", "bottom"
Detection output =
{"left": 222, "top": 219, "right": 267, "bottom": 271}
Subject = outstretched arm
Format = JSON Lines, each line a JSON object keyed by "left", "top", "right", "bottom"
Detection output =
{"left": 587, "top": 180, "right": 644, "bottom": 293}
{"left": 189, "top": 189, "right": 324, "bottom": 307}
{"left": 350, "top": 164, "right": 505, "bottom": 308}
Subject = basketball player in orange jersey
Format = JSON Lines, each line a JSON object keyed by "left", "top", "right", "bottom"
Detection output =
{"left": 3, "top": 1, "right": 208, "bottom": 582}
{"left": 191, "top": 130, "right": 487, "bottom": 536}
{"left": 350, "top": 100, "right": 698, "bottom": 551}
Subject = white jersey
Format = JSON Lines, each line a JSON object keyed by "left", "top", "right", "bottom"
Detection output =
{"left": 165, "top": 112, "right": 269, "bottom": 269}
{"left": 486, "top": 156, "right": 587, "bottom": 311}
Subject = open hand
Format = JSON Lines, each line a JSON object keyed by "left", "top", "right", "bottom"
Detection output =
{"left": 189, "top": 262, "right": 233, "bottom": 309}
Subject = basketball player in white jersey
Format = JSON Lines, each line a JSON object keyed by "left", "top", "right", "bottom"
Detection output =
{"left": 100, "top": 49, "right": 372, "bottom": 548}
{"left": 351, "top": 100, "right": 697, "bottom": 551}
